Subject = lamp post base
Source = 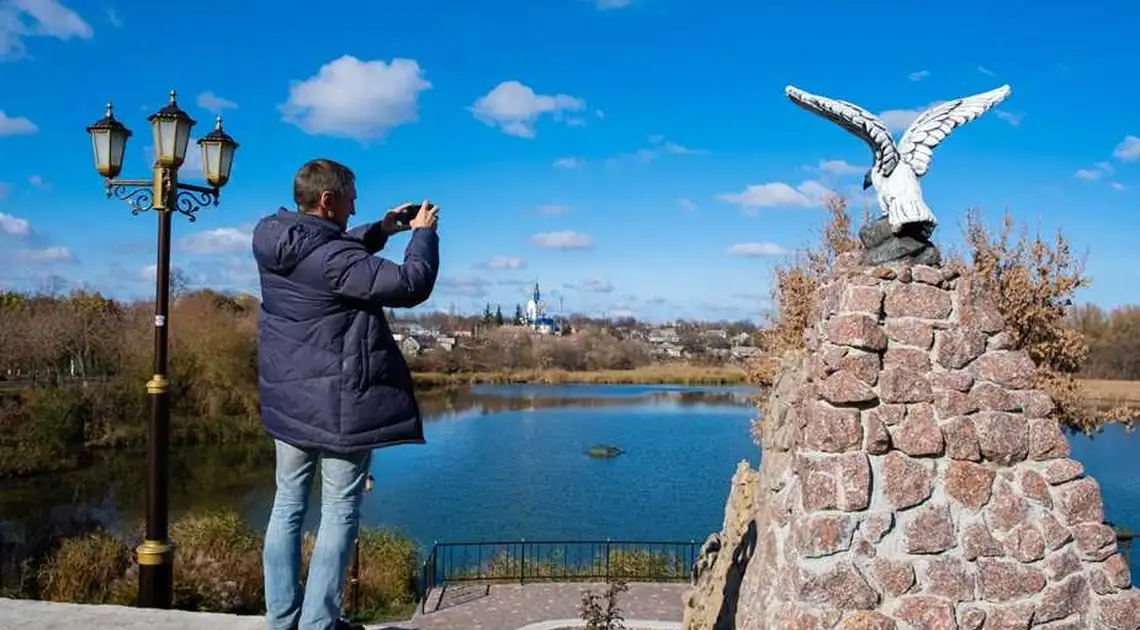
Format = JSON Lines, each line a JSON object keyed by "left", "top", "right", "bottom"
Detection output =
{"left": 137, "top": 540, "right": 175, "bottom": 609}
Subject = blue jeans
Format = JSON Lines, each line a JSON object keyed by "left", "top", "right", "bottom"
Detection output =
{"left": 264, "top": 439, "right": 372, "bottom": 630}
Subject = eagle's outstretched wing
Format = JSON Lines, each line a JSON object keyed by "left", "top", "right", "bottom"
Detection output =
{"left": 898, "top": 84, "right": 1012, "bottom": 178}
{"left": 785, "top": 85, "right": 899, "bottom": 177}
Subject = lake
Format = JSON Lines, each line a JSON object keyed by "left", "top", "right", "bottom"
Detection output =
{"left": 2, "top": 383, "right": 1139, "bottom": 577}
{"left": 0, "top": 384, "right": 761, "bottom": 552}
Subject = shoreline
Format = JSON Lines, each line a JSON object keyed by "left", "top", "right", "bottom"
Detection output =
{"left": 411, "top": 364, "right": 752, "bottom": 388}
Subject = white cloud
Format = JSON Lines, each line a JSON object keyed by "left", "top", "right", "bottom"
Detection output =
{"left": 436, "top": 275, "right": 489, "bottom": 297}
{"left": 27, "top": 174, "right": 47, "bottom": 189}
{"left": 0, "top": 111, "right": 37, "bottom": 136}
{"left": 1074, "top": 161, "right": 1124, "bottom": 192}
{"left": 565, "top": 278, "right": 614, "bottom": 293}
{"left": 605, "top": 135, "right": 704, "bottom": 169}
{"left": 593, "top": 0, "right": 634, "bottom": 9}
{"left": 874, "top": 100, "right": 947, "bottom": 133}
{"left": 908, "top": 70, "right": 931, "bottom": 82}
{"left": 727, "top": 242, "right": 791, "bottom": 257}
{"left": 648, "top": 134, "right": 698, "bottom": 156}
{"left": 0, "top": 212, "right": 31, "bottom": 236}
{"left": 815, "top": 159, "right": 864, "bottom": 176}
{"left": 717, "top": 180, "right": 832, "bottom": 212}
{"left": 0, "top": 0, "right": 93, "bottom": 61}
{"left": 0, "top": 211, "right": 72, "bottom": 264}
{"left": 878, "top": 109, "right": 921, "bottom": 132}
{"left": 530, "top": 230, "right": 594, "bottom": 250}
{"left": 17, "top": 246, "right": 71, "bottom": 262}
{"left": 197, "top": 91, "right": 237, "bottom": 114}
{"left": 104, "top": 7, "right": 121, "bottom": 27}
{"left": 537, "top": 204, "right": 568, "bottom": 216}
{"left": 280, "top": 55, "right": 432, "bottom": 141}
{"left": 0, "top": 182, "right": 9, "bottom": 200}
{"left": 470, "top": 81, "right": 585, "bottom": 138}
{"left": 1076, "top": 161, "right": 1116, "bottom": 182}
{"left": 479, "top": 255, "right": 525, "bottom": 270}
{"left": 678, "top": 198, "right": 697, "bottom": 212}
{"left": 1113, "top": 135, "right": 1140, "bottom": 161}
{"left": 177, "top": 226, "right": 251, "bottom": 255}
{"left": 978, "top": 66, "right": 997, "bottom": 77}
{"left": 995, "top": 110, "right": 1023, "bottom": 127}
{"left": 553, "top": 156, "right": 583, "bottom": 169}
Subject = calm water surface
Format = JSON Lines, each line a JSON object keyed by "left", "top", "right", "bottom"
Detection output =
{"left": 3, "top": 384, "right": 1139, "bottom": 576}
{"left": 1, "top": 385, "right": 761, "bottom": 548}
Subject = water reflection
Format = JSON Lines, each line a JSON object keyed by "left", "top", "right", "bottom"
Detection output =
{"left": 421, "top": 384, "right": 761, "bottom": 419}
{"left": 0, "top": 385, "right": 756, "bottom": 541}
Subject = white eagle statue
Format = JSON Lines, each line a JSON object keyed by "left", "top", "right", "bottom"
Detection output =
{"left": 785, "top": 84, "right": 1011, "bottom": 237}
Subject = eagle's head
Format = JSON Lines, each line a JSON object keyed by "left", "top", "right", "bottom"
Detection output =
{"left": 862, "top": 170, "right": 873, "bottom": 191}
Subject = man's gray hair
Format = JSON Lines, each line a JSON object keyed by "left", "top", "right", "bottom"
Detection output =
{"left": 293, "top": 159, "right": 355, "bottom": 213}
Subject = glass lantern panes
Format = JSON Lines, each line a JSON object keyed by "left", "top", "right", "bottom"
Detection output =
{"left": 147, "top": 90, "right": 195, "bottom": 168}
{"left": 198, "top": 117, "right": 239, "bottom": 188}
{"left": 85, "top": 103, "right": 132, "bottom": 179}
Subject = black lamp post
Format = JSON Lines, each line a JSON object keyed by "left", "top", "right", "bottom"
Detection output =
{"left": 85, "top": 90, "right": 239, "bottom": 609}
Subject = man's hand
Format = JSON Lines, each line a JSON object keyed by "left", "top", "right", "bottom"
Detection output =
{"left": 409, "top": 200, "right": 439, "bottom": 231}
{"left": 380, "top": 202, "right": 419, "bottom": 235}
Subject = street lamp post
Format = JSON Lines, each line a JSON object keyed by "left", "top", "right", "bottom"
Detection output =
{"left": 85, "top": 90, "right": 239, "bottom": 609}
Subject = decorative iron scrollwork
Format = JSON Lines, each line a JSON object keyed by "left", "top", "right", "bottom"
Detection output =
{"left": 107, "top": 181, "right": 156, "bottom": 216}
{"left": 173, "top": 187, "right": 218, "bottom": 222}
{"left": 105, "top": 178, "right": 219, "bottom": 221}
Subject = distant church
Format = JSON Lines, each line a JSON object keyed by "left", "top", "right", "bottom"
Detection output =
{"left": 522, "top": 282, "right": 560, "bottom": 335}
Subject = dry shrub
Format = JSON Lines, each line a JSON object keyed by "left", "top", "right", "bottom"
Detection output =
{"left": 352, "top": 529, "right": 419, "bottom": 614}
{"left": 31, "top": 510, "right": 420, "bottom": 621}
{"left": 750, "top": 200, "right": 1136, "bottom": 434}
{"left": 749, "top": 196, "right": 859, "bottom": 391}
{"left": 169, "top": 510, "right": 264, "bottom": 613}
{"left": 962, "top": 209, "right": 1137, "bottom": 432}
{"left": 301, "top": 527, "right": 419, "bottom": 618}
{"left": 1072, "top": 304, "right": 1140, "bottom": 380}
{"left": 169, "top": 292, "right": 260, "bottom": 423}
{"left": 35, "top": 531, "right": 134, "bottom": 605}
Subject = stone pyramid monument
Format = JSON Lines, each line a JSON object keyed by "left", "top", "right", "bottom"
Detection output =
{"left": 684, "top": 255, "right": 1140, "bottom": 629}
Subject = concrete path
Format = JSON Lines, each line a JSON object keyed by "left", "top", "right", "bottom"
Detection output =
{"left": 413, "top": 582, "right": 688, "bottom": 630}
{"left": 0, "top": 583, "right": 688, "bottom": 630}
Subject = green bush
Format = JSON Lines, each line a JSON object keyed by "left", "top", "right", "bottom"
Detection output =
{"left": 20, "top": 509, "right": 420, "bottom": 623}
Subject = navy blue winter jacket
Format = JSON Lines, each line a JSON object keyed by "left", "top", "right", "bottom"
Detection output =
{"left": 251, "top": 208, "right": 439, "bottom": 453}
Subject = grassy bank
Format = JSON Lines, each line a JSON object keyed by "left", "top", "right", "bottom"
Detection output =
{"left": 0, "top": 364, "right": 744, "bottom": 479}
{"left": 412, "top": 364, "right": 750, "bottom": 388}
{"left": 1, "top": 509, "right": 419, "bottom": 623}
{"left": 1083, "top": 378, "right": 1140, "bottom": 404}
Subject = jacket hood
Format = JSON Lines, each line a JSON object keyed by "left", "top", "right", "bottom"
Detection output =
{"left": 252, "top": 208, "right": 341, "bottom": 275}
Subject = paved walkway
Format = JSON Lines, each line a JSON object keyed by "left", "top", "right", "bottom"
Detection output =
{"left": 412, "top": 582, "right": 688, "bottom": 630}
{"left": 0, "top": 583, "right": 688, "bottom": 630}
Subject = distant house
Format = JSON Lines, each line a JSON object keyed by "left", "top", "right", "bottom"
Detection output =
{"left": 399, "top": 336, "right": 422, "bottom": 356}
{"left": 704, "top": 329, "right": 728, "bottom": 340}
{"left": 731, "top": 345, "right": 762, "bottom": 360}
{"left": 436, "top": 336, "right": 456, "bottom": 352}
{"left": 655, "top": 342, "right": 684, "bottom": 359}
{"left": 731, "top": 332, "right": 751, "bottom": 346}
{"left": 648, "top": 328, "right": 680, "bottom": 345}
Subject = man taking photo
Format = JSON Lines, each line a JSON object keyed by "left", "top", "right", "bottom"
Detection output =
{"left": 251, "top": 158, "right": 440, "bottom": 630}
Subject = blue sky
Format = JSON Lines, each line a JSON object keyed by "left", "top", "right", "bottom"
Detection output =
{"left": 0, "top": 0, "right": 1137, "bottom": 322}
